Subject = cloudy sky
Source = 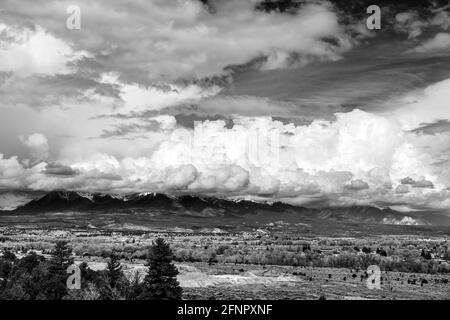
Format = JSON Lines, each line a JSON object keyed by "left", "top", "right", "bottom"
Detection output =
{"left": 0, "top": 0, "right": 449, "bottom": 211}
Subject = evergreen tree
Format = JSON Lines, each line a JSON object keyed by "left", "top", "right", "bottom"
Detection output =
{"left": 106, "top": 253, "right": 123, "bottom": 288}
{"left": 51, "top": 241, "right": 74, "bottom": 269}
{"left": 2, "top": 252, "right": 45, "bottom": 300}
{"left": 127, "top": 270, "right": 143, "bottom": 300}
{"left": 96, "top": 273, "right": 117, "bottom": 300}
{"left": 139, "top": 238, "right": 182, "bottom": 300}
{"left": 45, "top": 241, "right": 74, "bottom": 299}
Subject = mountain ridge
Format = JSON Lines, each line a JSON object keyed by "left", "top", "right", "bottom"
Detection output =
{"left": 2, "top": 190, "right": 445, "bottom": 226}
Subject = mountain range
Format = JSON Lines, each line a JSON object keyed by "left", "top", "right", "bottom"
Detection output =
{"left": 2, "top": 190, "right": 450, "bottom": 226}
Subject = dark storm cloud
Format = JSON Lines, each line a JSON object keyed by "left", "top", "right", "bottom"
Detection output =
{"left": 44, "top": 163, "right": 79, "bottom": 176}
{"left": 412, "top": 179, "right": 434, "bottom": 189}
{"left": 227, "top": 41, "right": 450, "bottom": 112}
{"left": 400, "top": 177, "right": 434, "bottom": 189}
{"left": 174, "top": 114, "right": 234, "bottom": 129}
{"left": 223, "top": 2, "right": 450, "bottom": 111}
{"left": 345, "top": 179, "right": 369, "bottom": 191}
{"left": 255, "top": 0, "right": 448, "bottom": 18}
{"left": 412, "top": 120, "right": 450, "bottom": 135}
{"left": 401, "top": 177, "right": 416, "bottom": 185}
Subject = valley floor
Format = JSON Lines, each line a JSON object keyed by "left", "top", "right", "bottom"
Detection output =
{"left": 179, "top": 262, "right": 450, "bottom": 300}
{"left": 0, "top": 226, "right": 449, "bottom": 300}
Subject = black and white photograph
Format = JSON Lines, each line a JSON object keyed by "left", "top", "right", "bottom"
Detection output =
{"left": 0, "top": 0, "right": 449, "bottom": 309}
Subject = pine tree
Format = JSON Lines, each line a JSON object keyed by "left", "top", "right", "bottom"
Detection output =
{"left": 127, "top": 270, "right": 143, "bottom": 300}
{"left": 51, "top": 241, "right": 74, "bottom": 269}
{"left": 139, "top": 238, "right": 182, "bottom": 300}
{"left": 107, "top": 253, "right": 123, "bottom": 288}
{"left": 45, "top": 241, "right": 74, "bottom": 299}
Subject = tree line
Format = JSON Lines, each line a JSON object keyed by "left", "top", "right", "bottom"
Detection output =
{"left": 0, "top": 238, "right": 182, "bottom": 300}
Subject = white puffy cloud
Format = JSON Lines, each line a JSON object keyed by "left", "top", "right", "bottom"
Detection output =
{"left": 189, "top": 165, "right": 250, "bottom": 193}
{"left": 165, "top": 165, "right": 198, "bottom": 190}
{"left": 0, "top": 154, "right": 26, "bottom": 189}
{"left": 0, "top": 24, "right": 88, "bottom": 77}
{"left": 19, "top": 133, "right": 49, "bottom": 161}
{"left": 1, "top": 107, "right": 448, "bottom": 209}
{"left": 395, "top": 185, "right": 409, "bottom": 194}
{"left": 384, "top": 78, "right": 450, "bottom": 131}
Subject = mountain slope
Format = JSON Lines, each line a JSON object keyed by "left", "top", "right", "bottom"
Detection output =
{"left": 4, "top": 191, "right": 448, "bottom": 226}
{"left": 0, "top": 191, "right": 43, "bottom": 211}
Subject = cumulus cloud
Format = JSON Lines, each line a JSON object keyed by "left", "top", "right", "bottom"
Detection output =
{"left": 384, "top": 78, "right": 450, "bottom": 131}
{"left": 0, "top": 155, "right": 26, "bottom": 189}
{"left": 189, "top": 165, "right": 250, "bottom": 193}
{"left": 382, "top": 78, "right": 450, "bottom": 193}
{"left": 395, "top": 185, "right": 409, "bottom": 194}
{"left": 1, "top": 108, "right": 448, "bottom": 209}
{"left": 165, "top": 165, "right": 198, "bottom": 190}
{"left": 19, "top": 133, "right": 49, "bottom": 161}
{"left": 0, "top": 24, "right": 88, "bottom": 77}
{"left": 0, "top": 1, "right": 449, "bottom": 212}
